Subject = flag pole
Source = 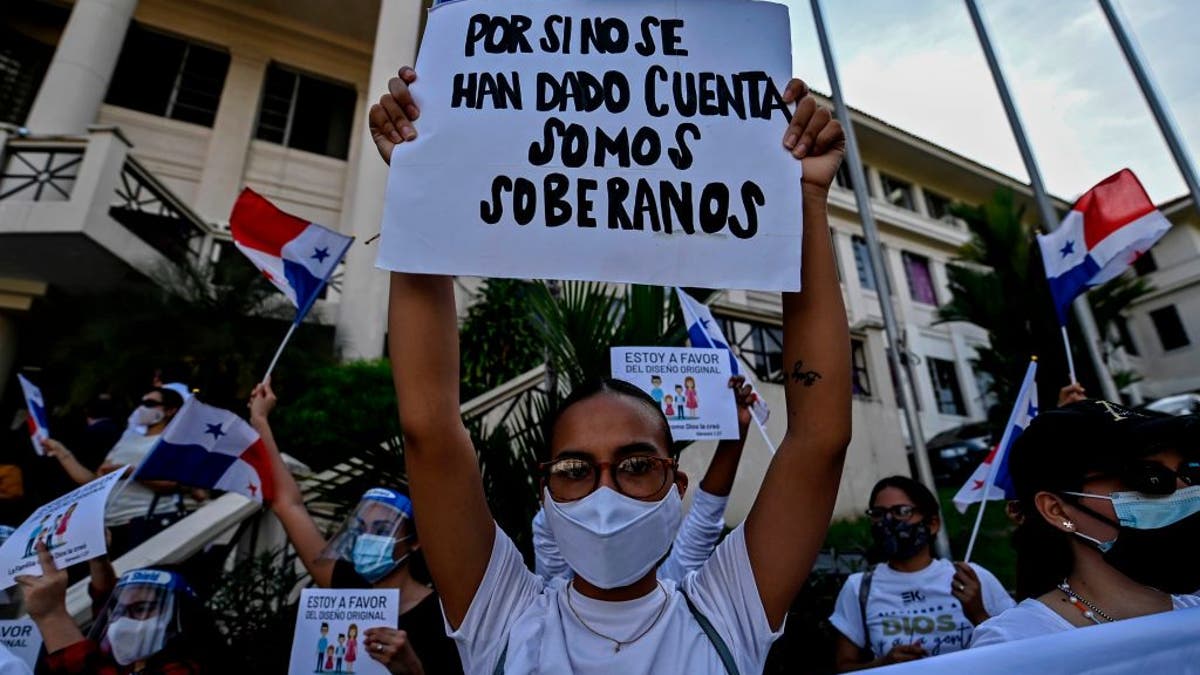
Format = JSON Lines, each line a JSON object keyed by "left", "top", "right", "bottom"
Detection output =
{"left": 1060, "top": 326, "right": 1078, "bottom": 385}
{"left": 262, "top": 321, "right": 299, "bottom": 382}
{"left": 811, "top": 0, "right": 950, "bottom": 559}
{"left": 1097, "top": 0, "right": 1200, "bottom": 217}
{"left": 964, "top": 0, "right": 1118, "bottom": 399}
{"left": 964, "top": 357, "right": 1038, "bottom": 562}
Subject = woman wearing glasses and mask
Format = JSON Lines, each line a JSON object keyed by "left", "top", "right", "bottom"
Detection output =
{"left": 830, "top": 476, "right": 1013, "bottom": 671}
{"left": 372, "top": 66, "right": 852, "bottom": 674}
{"left": 248, "top": 383, "right": 463, "bottom": 675}
{"left": 971, "top": 401, "right": 1200, "bottom": 646}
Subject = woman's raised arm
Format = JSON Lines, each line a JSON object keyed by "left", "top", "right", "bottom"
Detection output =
{"left": 374, "top": 67, "right": 495, "bottom": 628}
{"left": 744, "top": 79, "right": 852, "bottom": 629}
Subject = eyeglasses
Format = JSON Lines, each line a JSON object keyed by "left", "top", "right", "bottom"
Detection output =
{"left": 865, "top": 504, "right": 918, "bottom": 521}
{"left": 139, "top": 399, "right": 164, "bottom": 408}
{"left": 539, "top": 455, "right": 677, "bottom": 502}
{"left": 1114, "top": 460, "right": 1200, "bottom": 496}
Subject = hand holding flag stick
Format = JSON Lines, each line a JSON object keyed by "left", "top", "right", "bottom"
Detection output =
{"left": 228, "top": 188, "right": 354, "bottom": 381}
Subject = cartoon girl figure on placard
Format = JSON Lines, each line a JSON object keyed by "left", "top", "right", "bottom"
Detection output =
{"left": 663, "top": 394, "right": 675, "bottom": 419}
{"left": 345, "top": 623, "right": 359, "bottom": 672}
{"left": 684, "top": 377, "right": 699, "bottom": 418}
{"left": 325, "top": 645, "right": 335, "bottom": 672}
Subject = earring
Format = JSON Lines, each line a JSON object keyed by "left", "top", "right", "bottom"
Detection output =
{"left": 1062, "top": 520, "right": 1075, "bottom": 530}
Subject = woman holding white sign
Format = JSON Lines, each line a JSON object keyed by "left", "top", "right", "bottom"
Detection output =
{"left": 372, "top": 65, "right": 850, "bottom": 674}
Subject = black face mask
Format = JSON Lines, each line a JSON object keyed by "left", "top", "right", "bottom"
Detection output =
{"left": 871, "top": 517, "right": 931, "bottom": 561}
{"left": 1095, "top": 511, "right": 1200, "bottom": 595}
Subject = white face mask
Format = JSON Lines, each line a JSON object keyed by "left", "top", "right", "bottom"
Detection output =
{"left": 106, "top": 616, "right": 167, "bottom": 665}
{"left": 542, "top": 485, "right": 682, "bottom": 589}
{"left": 130, "top": 405, "right": 165, "bottom": 427}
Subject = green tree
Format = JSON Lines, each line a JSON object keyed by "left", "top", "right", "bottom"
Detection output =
{"left": 459, "top": 278, "right": 545, "bottom": 401}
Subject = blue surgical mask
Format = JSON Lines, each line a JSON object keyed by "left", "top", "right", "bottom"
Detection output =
{"left": 351, "top": 534, "right": 408, "bottom": 582}
{"left": 1065, "top": 485, "right": 1200, "bottom": 530}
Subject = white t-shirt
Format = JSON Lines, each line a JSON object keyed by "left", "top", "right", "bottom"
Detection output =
{"left": 532, "top": 488, "right": 729, "bottom": 581}
{"left": 829, "top": 559, "right": 1015, "bottom": 657}
{"left": 0, "top": 644, "right": 32, "bottom": 675}
{"left": 446, "top": 523, "right": 782, "bottom": 674}
{"left": 971, "top": 594, "right": 1200, "bottom": 648}
{"left": 103, "top": 430, "right": 180, "bottom": 526}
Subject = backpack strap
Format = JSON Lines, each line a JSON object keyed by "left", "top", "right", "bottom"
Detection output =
{"left": 857, "top": 564, "right": 877, "bottom": 658}
{"left": 682, "top": 588, "right": 740, "bottom": 675}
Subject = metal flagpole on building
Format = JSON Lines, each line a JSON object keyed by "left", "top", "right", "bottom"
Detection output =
{"left": 963, "top": 0, "right": 1121, "bottom": 402}
{"left": 810, "top": 0, "right": 951, "bottom": 559}
{"left": 1097, "top": 0, "right": 1200, "bottom": 217}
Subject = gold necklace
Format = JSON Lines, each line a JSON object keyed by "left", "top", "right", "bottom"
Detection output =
{"left": 566, "top": 581, "right": 669, "bottom": 653}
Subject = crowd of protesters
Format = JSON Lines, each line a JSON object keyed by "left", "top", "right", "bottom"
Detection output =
{"left": 0, "top": 64, "right": 1193, "bottom": 675}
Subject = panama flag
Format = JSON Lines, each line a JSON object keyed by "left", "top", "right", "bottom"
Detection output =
{"left": 229, "top": 188, "right": 353, "bottom": 323}
{"left": 16, "top": 374, "right": 49, "bottom": 456}
{"left": 675, "top": 288, "right": 770, "bottom": 427}
{"left": 954, "top": 359, "right": 1038, "bottom": 513}
{"left": 134, "top": 397, "right": 274, "bottom": 502}
{"left": 1038, "top": 169, "right": 1171, "bottom": 324}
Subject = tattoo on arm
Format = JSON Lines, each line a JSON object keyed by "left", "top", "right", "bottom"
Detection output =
{"left": 790, "top": 360, "right": 823, "bottom": 387}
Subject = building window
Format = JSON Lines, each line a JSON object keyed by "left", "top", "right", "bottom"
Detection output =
{"left": 1150, "top": 305, "right": 1190, "bottom": 351}
{"left": 973, "top": 369, "right": 998, "bottom": 415}
{"left": 852, "top": 235, "right": 876, "bottom": 291}
{"left": 106, "top": 24, "right": 230, "bottom": 127}
{"left": 927, "top": 357, "right": 966, "bottom": 416}
{"left": 0, "top": 28, "right": 54, "bottom": 125}
{"left": 717, "top": 317, "right": 784, "bottom": 383}
{"left": 1132, "top": 251, "right": 1157, "bottom": 276}
{"left": 835, "top": 162, "right": 854, "bottom": 191}
{"left": 851, "top": 338, "right": 872, "bottom": 398}
{"left": 924, "top": 189, "right": 954, "bottom": 222}
{"left": 879, "top": 172, "right": 914, "bottom": 210}
{"left": 902, "top": 252, "right": 938, "bottom": 305}
{"left": 1115, "top": 316, "right": 1140, "bottom": 356}
{"left": 256, "top": 64, "right": 356, "bottom": 159}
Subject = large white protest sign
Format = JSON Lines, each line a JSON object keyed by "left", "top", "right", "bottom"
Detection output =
{"left": 0, "top": 471, "right": 123, "bottom": 589}
{"left": 0, "top": 618, "right": 42, "bottom": 669}
{"left": 877, "top": 607, "right": 1200, "bottom": 675}
{"left": 288, "top": 588, "right": 400, "bottom": 675}
{"left": 380, "top": 0, "right": 803, "bottom": 291}
{"left": 611, "top": 346, "right": 739, "bottom": 441}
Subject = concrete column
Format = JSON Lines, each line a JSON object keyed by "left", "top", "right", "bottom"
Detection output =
{"left": 335, "top": 0, "right": 425, "bottom": 361}
{"left": 0, "top": 313, "right": 16, "bottom": 404}
{"left": 193, "top": 51, "right": 270, "bottom": 223}
{"left": 26, "top": 0, "right": 139, "bottom": 135}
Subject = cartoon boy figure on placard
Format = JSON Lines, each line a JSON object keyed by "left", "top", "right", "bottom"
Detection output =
{"left": 649, "top": 376, "right": 664, "bottom": 406}
{"left": 335, "top": 634, "right": 346, "bottom": 672}
{"left": 24, "top": 514, "right": 51, "bottom": 558}
{"left": 316, "top": 622, "right": 329, "bottom": 672}
{"left": 674, "top": 385, "right": 686, "bottom": 419}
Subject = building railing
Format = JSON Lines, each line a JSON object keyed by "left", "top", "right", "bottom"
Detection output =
{"left": 109, "top": 155, "right": 210, "bottom": 264}
{"left": 0, "top": 139, "right": 84, "bottom": 201}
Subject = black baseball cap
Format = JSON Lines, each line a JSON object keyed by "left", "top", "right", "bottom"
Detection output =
{"left": 1008, "top": 399, "right": 1198, "bottom": 503}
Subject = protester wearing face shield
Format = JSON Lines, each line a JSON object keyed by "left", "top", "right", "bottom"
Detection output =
{"left": 17, "top": 542, "right": 221, "bottom": 674}
{"left": 248, "top": 381, "right": 462, "bottom": 675}
{"left": 829, "top": 477, "right": 1013, "bottom": 670}
{"left": 971, "top": 400, "right": 1200, "bottom": 647}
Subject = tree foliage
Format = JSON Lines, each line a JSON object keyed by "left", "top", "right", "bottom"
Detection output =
{"left": 459, "top": 279, "right": 545, "bottom": 401}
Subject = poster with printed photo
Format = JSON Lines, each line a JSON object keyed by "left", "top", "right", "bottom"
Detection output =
{"left": 610, "top": 346, "right": 739, "bottom": 441}
{"left": 288, "top": 588, "right": 399, "bottom": 675}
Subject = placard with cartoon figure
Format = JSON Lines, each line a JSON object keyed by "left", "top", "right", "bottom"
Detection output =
{"left": 0, "top": 618, "right": 42, "bottom": 669}
{"left": 0, "top": 471, "right": 123, "bottom": 589}
{"left": 610, "top": 346, "right": 739, "bottom": 441}
{"left": 288, "top": 588, "right": 400, "bottom": 675}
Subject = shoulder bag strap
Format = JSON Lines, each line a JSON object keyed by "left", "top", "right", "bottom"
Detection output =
{"left": 682, "top": 588, "right": 739, "bottom": 675}
{"left": 858, "top": 564, "right": 876, "bottom": 658}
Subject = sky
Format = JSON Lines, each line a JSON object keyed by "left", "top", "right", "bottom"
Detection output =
{"left": 782, "top": 0, "right": 1199, "bottom": 204}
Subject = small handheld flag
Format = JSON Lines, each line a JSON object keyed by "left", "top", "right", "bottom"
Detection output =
{"left": 134, "top": 397, "right": 274, "bottom": 502}
{"left": 675, "top": 288, "right": 772, "bottom": 444}
{"left": 959, "top": 358, "right": 1038, "bottom": 561}
{"left": 229, "top": 188, "right": 353, "bottom": 379}
{"left": 16, "top": 374, "right": 49, "bottom": 456}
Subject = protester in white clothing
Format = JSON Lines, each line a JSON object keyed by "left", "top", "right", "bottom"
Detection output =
{"left": 533, "top": 388, "right": 754, "bottom": 581}
{"left": 372, "top": 65, "right": 851, "bottom": 674}
{"left": 970, "top": 400, "right": 1200, "bottom": 648}
{"left": 830, "top": 476, "right": 1014, "bottom": 671}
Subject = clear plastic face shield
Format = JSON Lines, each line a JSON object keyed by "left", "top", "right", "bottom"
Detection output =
{"left": 89, "top": 569, "right": 192, "bottom": 666}
{"left": 319, "top": 488, "right": 415, "bottom": 583}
